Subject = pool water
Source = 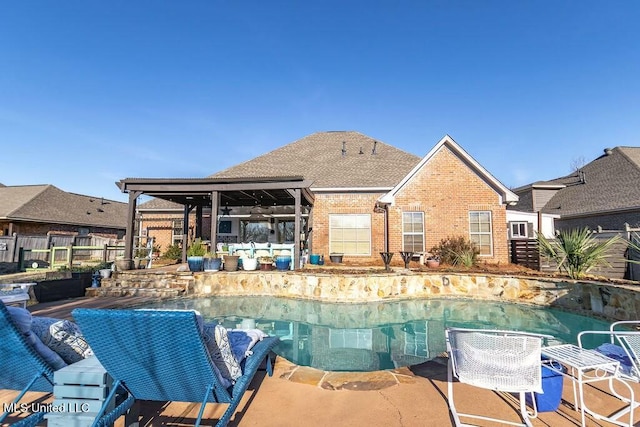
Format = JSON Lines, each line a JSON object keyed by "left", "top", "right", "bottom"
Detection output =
{"left": 140, "top": 296, "right": 611, "bottom": 372}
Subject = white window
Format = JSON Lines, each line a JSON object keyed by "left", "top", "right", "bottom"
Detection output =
{"left": 510, "top": 222, "right": 529, "bottom": 239}
{"left": 329, "top": 329, "right": 373, "bottom": 350}
{"left": 329, "top": 214, "right": 371, "bottom": 255}
{"left": 403, "top": 321, "right": 428, "bottom": 357}
{"left": 172, "top": 219, "right": 184, "bottom": 246}
{"left": 402, "top": 212, "right": 425, "bottom": 252}
{"left": 469, "top": 211, "right": 493, "bottom": 256}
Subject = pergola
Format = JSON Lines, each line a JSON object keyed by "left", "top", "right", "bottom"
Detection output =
{"left": 116, "top": 176, "right": 314, "bottom": 267}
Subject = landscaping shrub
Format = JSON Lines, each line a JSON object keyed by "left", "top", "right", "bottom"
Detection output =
{"left": 162, "top": 244, "right": 182, "bottom": 260}
{"left": 536, "top": 227, "right": 619, "bottom": 279}
{"left": 430, "top": 236, "right": 479, "bottom": 267}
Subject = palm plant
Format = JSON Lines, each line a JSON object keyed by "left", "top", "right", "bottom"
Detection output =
{"left": 536, "top": 228, "right": 620, "bottom": 279}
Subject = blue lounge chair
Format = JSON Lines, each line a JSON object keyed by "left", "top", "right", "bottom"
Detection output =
{"left": 73, "top": 308, "right": 279, "bottom": 427}
{"left": 0, "top": 300, "right": 54, "bottom": 427}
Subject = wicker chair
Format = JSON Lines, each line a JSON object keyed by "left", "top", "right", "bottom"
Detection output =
{"left": 578, "top": 320, "right": 640, "bottom": 426}
{"left": 73, "top": 308, "right": 279, "bottom": 427}
{"left": 0, "top": 300, "right": 54, "bottom": 427}
{"left": 445, "top": 327, "right": 550, "bottom": 427}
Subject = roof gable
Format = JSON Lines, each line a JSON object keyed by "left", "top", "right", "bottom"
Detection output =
{"left": 210, "top": 131, "right": 421, "bottom": 189}
{"left": 379, "top": 135, "right": 518, "bottom": 205}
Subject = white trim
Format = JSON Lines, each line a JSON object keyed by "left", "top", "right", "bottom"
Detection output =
{"left": 378, "top": 135, "right": 518, "bottom": 205}
{"left": 469, "top": 210, "right": 493, "bottom": 257}
{"left": 312, "top": 187, "right": 393, "bottom": 193}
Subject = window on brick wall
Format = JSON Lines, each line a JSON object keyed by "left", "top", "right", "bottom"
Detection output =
{"left": 469, "top": 211, "right": 493, "bottom": 256}
{"left": 172, "top": 219, "right": 184, "bottom": 246}
{"left": 402, "top": 212, "right": 424, "bottom": 252}
{"left": 329, "top": 214, "right": 371, "bottom": 255}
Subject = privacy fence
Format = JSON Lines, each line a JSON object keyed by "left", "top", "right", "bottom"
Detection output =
{"left": 509, "top": 226, "right": 640, "bottom": 281}
{"left": 0, "top": 234, "right": 125, "bottom": 274}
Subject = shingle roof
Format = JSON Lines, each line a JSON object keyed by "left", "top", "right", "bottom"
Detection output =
{"left": 138, "top": 198, "right": 184, "bottom": 210}
{"left": 539, "top": 147, "right": 640, "bottom": 217}
{"left": 0, "top": 184, "right": 128, "bottom": 228}
{"left": 209, "top": 131, "right": 421, "bottom": 188}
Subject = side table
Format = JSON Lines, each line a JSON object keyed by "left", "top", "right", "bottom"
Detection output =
{"left": 44, "top": 356, "right": 115, "bottom": 427}
{"left": 542, "top": 344, "right": 629, "bottom": 426}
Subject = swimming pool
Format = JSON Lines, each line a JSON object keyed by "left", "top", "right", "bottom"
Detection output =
{"left": 140, "top": 296, "right": 611, "bottom": 372}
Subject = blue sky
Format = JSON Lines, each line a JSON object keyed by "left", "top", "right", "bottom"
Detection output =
{"left": 1, "top": 1, "right": 639, "bottom": 202}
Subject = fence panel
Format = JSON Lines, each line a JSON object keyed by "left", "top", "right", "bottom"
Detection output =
{"left": 509, "top": 239, "right": 540, "bottom": 270}
{"left": 16, "top": 235, "right": 50, "bottom": 262}
{"left": 0, "top": 236, "right": 16, "bottom": 263}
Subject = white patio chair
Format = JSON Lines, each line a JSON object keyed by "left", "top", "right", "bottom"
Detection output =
{"left": 445, "top": 327, "right": 550, "bottom": 427}
{"left": 578, "top": 320, "right": 640, "bottom": 426}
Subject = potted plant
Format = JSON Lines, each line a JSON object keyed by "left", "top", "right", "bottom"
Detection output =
{"left": 187, "top": 238, "right": 206, "bottom": 272}
{"left": 115, "top": 257, "right": 133, "bottom": 271}
{"left": 242, "top": 252, "right": 258, "bottom": 271}
{"left": 134, "top": 248, "right": 150, "bottom": 269}
{"left": 203, "top": 251, "right": 222, "bottom": 272}
{"left": 329, "top": 253, "right": 344, "bottom": 263}
{"left": 95, "top": 261, "right": 113, "bottom": 278}
{"left": 152, "top": 244, "right": 162, "bottom": 260}
{"left": 258, "top": 256, "right": 274, "bottom": 271}
{"left": 426, "top": 256, "right": 440, "bottom": 268}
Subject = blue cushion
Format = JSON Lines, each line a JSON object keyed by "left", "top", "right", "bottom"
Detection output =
{"left": 6, "top": 306, "right": 67, "bottom": 370}
{"left": 596, "top": 343, "right": 635, "bottom": 376}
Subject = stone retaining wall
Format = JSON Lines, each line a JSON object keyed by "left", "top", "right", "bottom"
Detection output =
{"left": 90, "top": 268, "right": 640, "bottom": 321}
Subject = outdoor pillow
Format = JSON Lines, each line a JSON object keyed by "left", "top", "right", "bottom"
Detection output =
{"left": 32, "top": 316, "right": 93, "bottom": 364}
{"left": 6, "top": 306, "right": 67, "bottom": 370}
{"left": 202, "top": 323, "right": 243, "bottom": 384}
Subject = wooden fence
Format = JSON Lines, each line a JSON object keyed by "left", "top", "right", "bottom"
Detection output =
{"left": 509, "top": 231, "right": 636, "bottom": 280}
{"left": 0, "top": 234, "right": 125, "bottom": 273}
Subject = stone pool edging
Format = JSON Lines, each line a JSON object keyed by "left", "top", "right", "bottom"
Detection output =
{"left": 191, "top": 269, "right": 640, "bottom": 321}
{"left": 92, "top": 268, "right": 640, "bottom": 321}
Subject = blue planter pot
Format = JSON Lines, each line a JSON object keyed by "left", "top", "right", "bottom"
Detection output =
{"left": 275, "top": 256, "right": 291, "bottom": 271}
{"left": 187, "top": 256, "right": 204, "bottom": 272}
{"left": 203, "top": 257, "right": 222, "bottom": 272}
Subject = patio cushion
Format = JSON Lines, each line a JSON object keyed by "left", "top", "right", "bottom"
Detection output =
{"left": 31, "top": 317, "right": 93, "bottom": 364}
{"left": 6, "top": 306, "right": 67, "bottom": 370}
{"left": 202, "top": 324, "right": 242, "bottom": 384}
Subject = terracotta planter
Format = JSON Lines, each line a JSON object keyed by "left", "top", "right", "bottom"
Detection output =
{"left": 259, "top": 262, "right": 273, "bottom": 271}
{"left": 224, "top": 255, "right": 240, "bottom": 271}
{"left": 426, "top": 259, "right": 440, "bottom": 268}
{"left": 115, "top": 259, "right": 133, "bottom": 271}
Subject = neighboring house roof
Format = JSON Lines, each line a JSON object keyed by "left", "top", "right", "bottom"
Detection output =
{"left": 531, "top": 147, "right": 640, "bottom": 217}
{"left": 0, "top": 184, "right": 128, "bottom": 228}
{"left": 209, "top": 131, "right": 421, "bottom": 189}
{"left": 138, "top": 197, "right": 184, "bottom": 211}
{"left": 379, "top": 135, "right": 518, "bottom": 205}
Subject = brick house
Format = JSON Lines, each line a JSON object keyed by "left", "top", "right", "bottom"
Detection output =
{"left": 0, "top": 184, "right": 127, "bottom": 238}
{"left": 133, "top": 131, "right": 517, "bottom": 265}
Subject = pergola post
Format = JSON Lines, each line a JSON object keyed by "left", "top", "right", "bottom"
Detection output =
{"left": 182, "top": 205, "right": 190, "bottom": 263}
{"left": 294, "top": 188, "right": 301, "bottom": 270}
{"left": 125, "top": 191, "right": 142, "bottom": 260}
{"left": 210, "top": 191, "right": 219, "bottom": 252}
